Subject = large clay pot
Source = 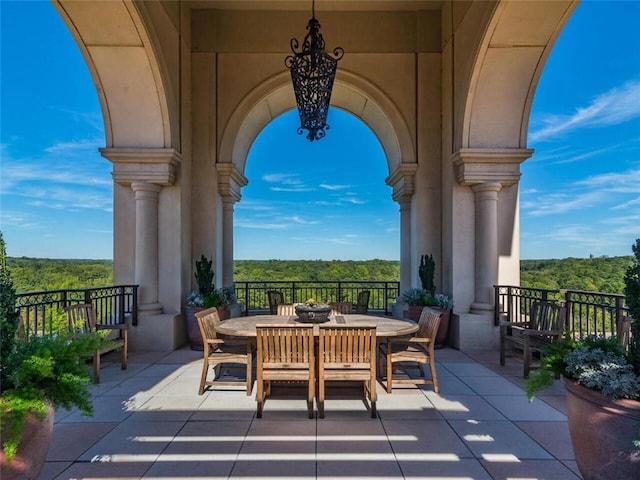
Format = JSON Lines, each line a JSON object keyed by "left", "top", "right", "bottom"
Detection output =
{"left": 184, "top": 306, "right": 204, "bottom": 350}
{"left": 433, "top": 307, "right": 450, "bottom": 348}
{"left": 406, "top": 305, "right": 424, "bottom": 322}
{"left": 1, "top": 404, "right": 55, "bottom": 480}
{"left": 565, "top": 379, "right": 640, "bottom": 480}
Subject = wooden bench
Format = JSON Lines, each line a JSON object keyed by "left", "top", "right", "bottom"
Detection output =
{"left": 500, "top": 300, "right": 566, "bottom": 377}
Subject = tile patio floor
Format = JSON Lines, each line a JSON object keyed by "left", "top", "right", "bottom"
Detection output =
{"left": 40, "top": 346, "right": 581, "bottom": 479}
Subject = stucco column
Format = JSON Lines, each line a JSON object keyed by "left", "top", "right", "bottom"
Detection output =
{"left": 132, "top": 181, "right": 163, "bottom": 315}
{"left": 471, "top": 182, "right": 501, "bottom": 313}
{"left": 221, "top": 199, "right": 235, "bottom": 288}
{"left": 399, "top": 199, "right": 412, "bottom": 294}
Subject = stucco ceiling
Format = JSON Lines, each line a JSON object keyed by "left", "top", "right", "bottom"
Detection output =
{"left": 188, "top": 0, "right": 443, "bottom": 11}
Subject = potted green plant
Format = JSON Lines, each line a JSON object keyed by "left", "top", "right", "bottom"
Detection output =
{"left": 401, "top": 287, "right": 436, "bottom": 322}
{"left": 185, "top": 255, "right": 215, "bottom": 350}
{"left": 0, "top": 232, "right": 109, "bottom": 479}
{"left": 525, "top": 238, "right": 640, "bottom": 480}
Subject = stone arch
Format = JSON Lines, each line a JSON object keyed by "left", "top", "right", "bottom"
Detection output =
{"left": 53, "top": 0, "right": 175, "bottom": 148}
{"left": 219, "top": 69, "right": 415, "bottom": 177}
{"left": 460, "top": 0, "right": 578, "bottom": 150}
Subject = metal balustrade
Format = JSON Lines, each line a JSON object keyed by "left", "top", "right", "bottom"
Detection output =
{"left": 15, "top": 285, "right": 138, "bottom": 338}
{"left": 495, "top": 285, "right": 629, "bottom": 338}
{"left": 233, "top": 281, "right": 400, "bottom": 315}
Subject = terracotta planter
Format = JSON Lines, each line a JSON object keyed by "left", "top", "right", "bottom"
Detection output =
{"left": 406, "top": 305, "right": 424, "bottom": 322}
{"left": 565, "top": 379, "right": 640, "bottom": 480}
{"left": 1, "top": 404, "right": 54, "bottom": 480}
{"left": 218, "top": 305, "right": 231, "bottom": 321}
{"left": 184, "top": 306, "right": 204, "bottom": 350}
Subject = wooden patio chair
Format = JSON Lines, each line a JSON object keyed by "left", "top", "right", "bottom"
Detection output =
{"left": 276, "top": 303, "right": 298, "bottom": 316}
{"left": 500, "top": 300, "right": 567, "bottom": 377}
{"left": 379, "top": 307, "right": 440, "bottom": 393}
{"left": 255, "top": 323, "right": 315, "bottom": 418}
{"left": 354, "top": 290, "right": 370, "bottom": 314}
{"left": 65, "top": 304, "right": 128, "bottom": 383}
{"left": 329, "top": 301, "right": 353, "bottom": 315}
{"left": 317, "top": 324, "right": 377, "bottom": 418}
{"left": 267, "top": 290, "right": 284, "bottom": 315}
{"left": 195, "top": 307, "right": 253, "bottom": 395}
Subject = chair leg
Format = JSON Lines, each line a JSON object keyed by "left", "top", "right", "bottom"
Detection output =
{"left": 198, "top": 360, "right": 209, "bottom": 395}
{"left": 318, "top": 373, "right": 325, "bottom": 419}
{"left": 386, "top": 353, "right": 393, "bottom": 393}
{"left": 429, "top": 361, "right": 440, "bottom": 394}
{"left": 121, "top": 333, "right": 128, "bottom": 370}
{"left": 500, "top": 336, "right": 506, "bottom": 366}
{"left": 93, "top": 352, "right": 100, "bottom": 384}
{"left": 245, "top": 356, "right": 252, "bottom": 396}
{"left": 523, "top": 337, "right": 531, "bottom": 378}
{"left": 256, "top": 379, "right": 264, "bottom": 418}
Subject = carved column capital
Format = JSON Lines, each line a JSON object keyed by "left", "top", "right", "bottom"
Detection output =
{"left": 217, "top": 163, "right": 249, "bottom": 204}
{"left": 386, "top": 163, "right": 418, "bottom": 204}
{"left": 452, "top": 148, "right": 533, "bottom": 186}
{"left": 100, "top": 147, "right": 182, "bottom": 186}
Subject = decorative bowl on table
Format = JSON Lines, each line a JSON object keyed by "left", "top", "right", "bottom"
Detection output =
{"left": 295, "top": 301, "right": 332, "bottom": 323}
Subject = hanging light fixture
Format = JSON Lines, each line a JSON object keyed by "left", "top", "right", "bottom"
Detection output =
{"left": 285, "top": 0, "right": 344, "bottom": 142}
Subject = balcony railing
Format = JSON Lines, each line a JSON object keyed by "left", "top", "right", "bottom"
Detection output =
{"left": 233, "top": 281, "right": 400, "bottom": 315}
{"left": 495, "top": 285, "right": 629, "bottom": 338}
{"left": 15, "top": 285, "right": 138, "bottom": 338}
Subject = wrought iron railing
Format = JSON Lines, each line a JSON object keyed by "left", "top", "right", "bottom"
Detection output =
{"left": 495, "top": 285, "right": 629, "bottom": 337}
{"left": 234, "top": 281, "right": 400, "bottom": 315}
{"left": 15, "top": 285, "right": 138, "bottom": 338}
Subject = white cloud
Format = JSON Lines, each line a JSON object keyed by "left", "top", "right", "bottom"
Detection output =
{"left": 574, "top": 169, "right": 640, "bottom": 194}
{"left": 319, "top": 183, "right": 350, "bottom": 191}
{"left": 530, "top": 80, "right": 640, "bottom": 142}
{"left": 522, "top": 191, "right": 605, "bottom": 216}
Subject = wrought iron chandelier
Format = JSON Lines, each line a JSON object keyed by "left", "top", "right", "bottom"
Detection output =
{"left": 285, "top": 0, "right": 344, "bottom": 142}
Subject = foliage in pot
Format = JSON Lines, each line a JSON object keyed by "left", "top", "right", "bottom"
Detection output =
{"left": 419, "top": 253, "right": 436, "bottom": 296}
{"left": 525, "top": 238, "right": 640, "bottom": 480}
{"left": 195, "top": 254, "right": 215, "bottom": 298}
{"left": 0, "top": 232, "right": 110, "bottom": 471}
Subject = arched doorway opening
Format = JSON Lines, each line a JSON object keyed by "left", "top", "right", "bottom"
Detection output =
{"left": 236, "top": 108, "right": 397, "bottom": 261}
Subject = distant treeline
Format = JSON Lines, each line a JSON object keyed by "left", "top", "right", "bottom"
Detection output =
{"left": 7, "top": 256, "right": 634, "bottom": 295}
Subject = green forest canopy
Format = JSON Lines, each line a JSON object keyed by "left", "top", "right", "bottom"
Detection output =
{"left": 7, "top": 256, "right": 634, "bottom": 295}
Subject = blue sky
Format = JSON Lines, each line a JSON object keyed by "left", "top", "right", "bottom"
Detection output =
{"left": 1, "top": 1, "right": 639, "bottom": 261}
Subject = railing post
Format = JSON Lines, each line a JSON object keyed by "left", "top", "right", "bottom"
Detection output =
{"left": 564, "top": 290, "right": 573, "bottom": 334}
{"left": 292, "top": 282, "right": 297, "bottom": 303}
{"left": 615, "top": 296, "right": 625, "bottom": 335}
{"left": 337, "top": 281, "right": 342, "bottom": 302}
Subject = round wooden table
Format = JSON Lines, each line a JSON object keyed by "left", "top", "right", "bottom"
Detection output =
{"left": 216, "top": 314, "right": 418, "bottom": 338}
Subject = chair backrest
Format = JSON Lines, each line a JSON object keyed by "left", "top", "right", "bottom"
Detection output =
{"left": 318, "top": 325, "right": 376, "bottom": 368}
{"left": 256, "top": 324, "right": 315, "bottom": 369}
{"left": 267, "top": 291, "right": 285, "bottom": 314}
{"left": 355, "top": 291, "right": 370, "bottom": 314}
{"left": 65, "top": 304, "right": 96, "bottom": 334}
{"left": 416, "top": 307, "right": 441, "bottom": 340}
{"left": 195, "top": 307, "right": 221, "bottom": 343}
{"left": 277, "top": 303, "right": 298, "bottom": 316}
{"left": 329, "top": 302, "right": 353, "bottom": 315}
{"left": 530, "top": 301, "right": 566, "bottom": 332}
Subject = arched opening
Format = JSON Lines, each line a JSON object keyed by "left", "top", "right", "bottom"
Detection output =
{"left": 236, "top": 108, "right": 397, "bottom": 260}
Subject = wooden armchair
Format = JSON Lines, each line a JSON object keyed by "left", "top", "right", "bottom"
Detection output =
{"left": 255, "top": 324, "right": 315, "bottom": 418}
{"left": 379, "top": 307, "right": 440, "bottom": 393}
{"left": 276, "top": 303, "right": 298, "bottom": 316}
{"left": 500, "top": 300, "right": 567, "bottom": 377}
{"left": 195, "top": 307, "right": 253, "bottom": 395}
{"left": 267, "top": 290, "right": 284, "bottom": 315}
{"left": 65, "top": 304, "right": 128, "bottom": 383}
{"left": 329, "top": 302, "right": 353, "bottom": 315}
{"left": 354, "top": 290, "right": 370, "bottom": 314}
{"left": 317, "top": 325, "right": 377, "bottom": 418}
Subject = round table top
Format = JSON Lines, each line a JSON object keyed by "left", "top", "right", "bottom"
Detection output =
{"left": 216, "top": 314, "right": 418, "bottom": 338}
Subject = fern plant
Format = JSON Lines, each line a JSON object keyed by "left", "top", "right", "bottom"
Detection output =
{"left": 0, "top": 232, "right": 111, "bottom": 461}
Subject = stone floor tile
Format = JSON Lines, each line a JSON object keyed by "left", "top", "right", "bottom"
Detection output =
{"left": 317, "top": 419, "right": 392, "bottom": 455}
{"left": 382, "top": 419, "right": 474, "bottom": 458}
{"left": 59, "top": 394, "right": 135, "bottom": 423}
{"left": 483, "top": 395, "right": 566, "bottom": 421}
{"left": 127, "top": 394, "right": 206, "bottom": 422}
{"left": 424, "top": 393, "right": 507, "bottom": 421}
{"left": 515, "top": 421, "right": 575, "bottom": 460}
{"left": 480, "top": 458, "right": 581, "bottom": 479}
{"left": 440, "top": 362, "right": 500, "bottom": 377}
{"left": 449, "top": 419, "right": 554, "bottom": 460}
{"left": 399, "top": 457, "right": 494, "bottom": 479}
{"left": 317, "top": 457, "right": 403, "bottom": 478}
{"left": 77, "top": 419, "right": 186, "bottom": 462}
{"left": 459, "top": 374, "right": 528, "bottom": 396}
{"left": 50, "top": 460, "right": 154, "bottom": 479}
{"left": 47, "top": 422, "right": 118, "bottom": 461}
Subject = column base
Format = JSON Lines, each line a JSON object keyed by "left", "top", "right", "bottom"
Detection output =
{"left": 138, "top": 302, "right": 163, "bottom": 316}
{"left": 450, "top": 311, "right": 499, "bottom": 351}
{"left": 128, "top": 312, "right": 186, "bottom": 351}
{"left": 470, "top": 302, "right": 493, "bottom": 315}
